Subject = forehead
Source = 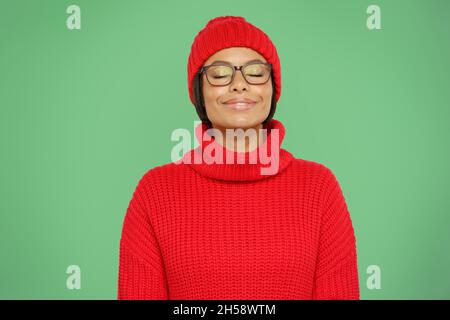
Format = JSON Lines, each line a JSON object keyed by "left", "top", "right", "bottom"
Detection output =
{"left": 203, "top": 47, "right": 267, "bottom": 66}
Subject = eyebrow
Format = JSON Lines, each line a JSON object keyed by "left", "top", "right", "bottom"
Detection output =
{"left": 209, "top": 59, "right": 265, "bottom": 65}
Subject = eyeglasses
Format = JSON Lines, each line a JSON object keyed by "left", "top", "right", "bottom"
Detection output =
{"left": 199, "top": 61, "right": 273, "bottom": 86}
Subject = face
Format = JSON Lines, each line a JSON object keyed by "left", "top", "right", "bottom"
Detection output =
{"left": 201, "top": 47, "right": 273, "bottom": 131}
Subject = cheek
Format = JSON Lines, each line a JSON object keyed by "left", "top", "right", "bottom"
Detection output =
{"left": 257, "top": 85, "right": 273, "bottom": 104}
{"left": 203, "top": 86, "right": 225, "bottom": 105}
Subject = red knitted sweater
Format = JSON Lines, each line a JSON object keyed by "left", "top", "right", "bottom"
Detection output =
{"left": 117, "top": 119, "right": 360, "bottom": 300}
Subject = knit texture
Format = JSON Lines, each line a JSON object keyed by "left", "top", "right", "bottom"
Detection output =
{"left": 117, "top": 119, "right": 360, "bottom": 300}
{"left": 187, "top": 16, "right": 282, "bottom": 106}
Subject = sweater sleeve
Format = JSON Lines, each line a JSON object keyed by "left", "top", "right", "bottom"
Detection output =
{"left": 117, "top": 175, "right": 168, "bottom": 300}
{"left": 312, "top": 167, "right": 360, "bottom": 300}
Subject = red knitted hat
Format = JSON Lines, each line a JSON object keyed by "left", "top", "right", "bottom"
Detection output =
{"left": 187, "top": 16, "right": 281, "bottom": 106}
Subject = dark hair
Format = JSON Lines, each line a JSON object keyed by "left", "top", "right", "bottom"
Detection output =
{"left": 192, "top": 70, "right": 277, "bottom": 127}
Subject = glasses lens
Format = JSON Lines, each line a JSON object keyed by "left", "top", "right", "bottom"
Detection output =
{"left": 206, "top": 65, "right": 233, "bottom": 85}
{"left": 243, "top": 63, "right": 271, "bottom": 84}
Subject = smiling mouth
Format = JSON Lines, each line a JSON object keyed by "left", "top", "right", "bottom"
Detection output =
{"left": 223, "top": 101, "right": 257, "bottom": 111}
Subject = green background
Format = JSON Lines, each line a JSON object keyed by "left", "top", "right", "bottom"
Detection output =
{"left": 1, "top": 0, "right": 449, "bottom": 299}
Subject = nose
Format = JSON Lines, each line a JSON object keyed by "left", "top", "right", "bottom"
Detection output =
{"left": 229, "top": 69, "right": 249, "bottom": 93}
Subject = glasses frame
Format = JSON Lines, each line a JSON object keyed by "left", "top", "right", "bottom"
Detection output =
{"left": 198, "top": 61, "right": 273, "bottom": 86}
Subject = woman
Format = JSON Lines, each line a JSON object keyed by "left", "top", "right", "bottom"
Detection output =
{"left": 118, "top": 16, "right": 360, "bottom": 300}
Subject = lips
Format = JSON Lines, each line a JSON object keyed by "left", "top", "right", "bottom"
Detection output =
{"left": 223, "top": 98, "right": 257, "bottom": 111}
{"left": 224, "top": 98, "right": 256, "bottom": 104}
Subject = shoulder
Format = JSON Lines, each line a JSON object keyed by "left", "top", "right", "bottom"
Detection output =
{"left": 289, "top": 157, "right": 336, "bottom": 178}
{"left": 288, "top": 158, "right": 351, "bottom": 217}
{"left": 287, "top": 157, "right": 344, "bottom": 192}
{"left": 135, "top": 161, "right": 192, "bottom": 189}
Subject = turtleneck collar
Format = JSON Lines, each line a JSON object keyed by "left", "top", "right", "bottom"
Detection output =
{"left": 180, "top": 119, "right": 295, "bottom": 182}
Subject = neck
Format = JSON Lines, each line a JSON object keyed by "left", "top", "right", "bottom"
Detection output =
{"left": 211, "top": 123, "right": 264, "bottom": 153}
{"left": 180, "top": 118, "right": 295, "bottom": 182}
